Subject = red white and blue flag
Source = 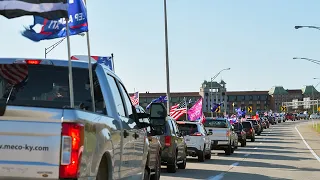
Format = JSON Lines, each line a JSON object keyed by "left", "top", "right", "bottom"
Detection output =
{"left": 71, "top": 55, "right": 113, "bottom": 71}
{"left": 170, "top": 100, "right": 187, "bottom": 120}
{"left": 130, "top": 92, "right": 139, "bottom": 106}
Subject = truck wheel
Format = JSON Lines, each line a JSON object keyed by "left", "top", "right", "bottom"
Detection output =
{"left": 225, "top": 144, "right": 232, "bottom": 155}
{"left": 167, "top": 153, "right": 177, "bottom": 173}
{"left": 144, "top": 168, "right": 150, "bottom": 180}
{"left": 251, "top": 137, "right": 255, "bottom": 142}
{"left": 241, "top": 140, "right": 246, "bottom": 147}
{"left": 198, "top": 148, "right": 205, "bottom": 162}
{"left": 205, "top": 151, "right": 211, "bottom": 159}
{"left": 96, "top": 157, "right": 109, "bottom": 180}
{"left": 177, "top": 153, "right": 186, "bottom": 169}
{"left": 150, "top": 154, "right": 161, "bottom": 180}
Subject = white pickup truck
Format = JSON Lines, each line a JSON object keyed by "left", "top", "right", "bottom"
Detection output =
{"left": 0, "top": 58, "right": 157, "bottom": 180}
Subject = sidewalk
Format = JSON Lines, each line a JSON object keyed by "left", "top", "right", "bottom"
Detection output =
{"left": 296, "top": 121, "right": 320, "bottom": 158}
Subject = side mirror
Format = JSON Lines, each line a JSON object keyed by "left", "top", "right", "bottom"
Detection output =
{"left": 150, "top": 126, "right": 164, "bottom": 136}
{"left": 207, "top": 132, "right": 213, "bottom": 135}
{"left": 231, "top": 125, "right": 234, "bottom": 131}
{"left": 149, "top": 103, "right": 167, "bottom": 118}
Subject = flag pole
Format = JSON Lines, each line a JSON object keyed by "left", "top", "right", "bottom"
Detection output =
{"left": 185, "top": 97, "right": 188, "bottom": 121}
{"left": 66, "top": 18, "right": 74, "bottom": 108}
{"left": 84, "top": 0, "right": 95, "bottom": 112}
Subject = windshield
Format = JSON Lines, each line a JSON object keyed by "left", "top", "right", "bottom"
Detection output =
{"left": 0, "top": 64, "right": 92, "bottom": 109}
{"left": 242, "top": 122, "right": 252, "bottom": 128}
{"left": 248, "top": 120, "right": 258, "bottom": 125}
{"left": 204, "top": 120, "right": 228, "bottom": 128}
{"left": 177, "top": 124, "right": 198, "bottom": 135}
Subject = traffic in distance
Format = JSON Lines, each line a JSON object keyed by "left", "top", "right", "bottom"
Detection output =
{"left": 0, "top": 58, "right": 319, "bottom": 180}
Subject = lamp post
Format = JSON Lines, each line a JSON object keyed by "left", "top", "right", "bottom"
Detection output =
{"left": 293, "top": 57, "right": 320, "bottom": 66}
{"left": 210, "top": 68, "right": 231, "bottom": 117}
{"left": 313, "top": 78, "right": 320, "bottom": 113}
{"left": 163, "top": 0, "right": 171, "bottom": 114}
{"left": 295, "top": 25, "right": 320, "bottom": 31}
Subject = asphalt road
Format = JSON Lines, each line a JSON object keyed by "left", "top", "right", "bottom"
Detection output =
{"left": 161, "top": 120, "right": 320, "bottom": 180}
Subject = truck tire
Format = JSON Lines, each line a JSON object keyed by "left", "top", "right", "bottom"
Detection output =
{"left": 150, "top": 154, "right": 161, "bottom": 180}
{"left": 241, "top": 140, "right": 246, "bottom": 147}
{"left": 251, "top": 137, "right": 255, "bottom": 142}
{"left": 96, "top": 157, "right": 109, "bottom": 180}
{"left": 225, "top": 144, "right": 232, "bottom": 155}
{"left": 167, "top": 152, "right": 177, "bottom": 173}
{"left": 177, "top": 152, "right": 186, "bottom": 169}
{"left": 198, "top": 148, "right": 205, "bottom": 162}
{"left": 144, "top": 168, "right": 150, "bottom": 180}
{"left": 205, "top": 151, "right": 211, "bottom": 159}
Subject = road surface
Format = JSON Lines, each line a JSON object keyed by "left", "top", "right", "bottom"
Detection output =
{"left": 161, "top": 120, "right": 320, "bottom": 180}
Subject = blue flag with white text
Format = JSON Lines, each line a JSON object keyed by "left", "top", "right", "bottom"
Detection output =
{"left": 146, "top": 96, "right": 168, "bottom": 110}
{"left": 21, "top": 0, "right": 88, "bottom": 42}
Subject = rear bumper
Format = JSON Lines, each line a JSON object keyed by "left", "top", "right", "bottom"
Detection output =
{"left": 211, "top": 140, "right": 230, "bottom": 150}
{"left": 187, "top": 147, "right": 200, "bottom": 156}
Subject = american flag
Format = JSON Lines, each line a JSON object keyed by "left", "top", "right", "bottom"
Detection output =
{"left": 200, "top": 113, "right": 206, "bottom": 124}
{"left": 130, "top": 92, "right": 139, "bottom": 106}
{"left": 170, "top": 100, "right": 187, "bottom": 120}
{"left": 0, "top": 64, "right": 28, "bottom": 85}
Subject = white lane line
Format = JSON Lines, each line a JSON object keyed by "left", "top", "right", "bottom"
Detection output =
{"left": 244, "top": 154, "right": 250, "bottom": 157}
{"left": 259, "top": 142, "right": 263, "bottom": 144}
{"left": 254, "top": 147, "right": 258, "bottom": 149}
{"left": 295, "top": 126, "right": 320, "bottom": 162}
{"left": 230, "top": 162, "right": 239, "bottom": 167}
{"left": 207, "top": 173, "right": 225, "bottom": 180}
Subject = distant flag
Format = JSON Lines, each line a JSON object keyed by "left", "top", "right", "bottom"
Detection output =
{"left": 211, "top": 103, "right": 221, "bottom": 112}
{"left": 188, "top": 99, "right": 192, "bottom": 104}
{"left": 130, "top": 92, "right": 139, "bottom": 106}
{"left": 200, "top": 112, "right": 206, "bottom": 124}
{"left": 0, "top": 0, "right": 68, "bottom": 20}
{"left": 71, "top": 55, "right": 114, "bottom": 71}
{"left": 170, "top": 100, "right": 187, "bottom": 120}
{"left": 146, "top": 96, "right": 167, "bottom": 110}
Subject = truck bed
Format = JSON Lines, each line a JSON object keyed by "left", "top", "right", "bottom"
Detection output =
{"left": 0, "top": 106, "right": 63, "bottom": 179}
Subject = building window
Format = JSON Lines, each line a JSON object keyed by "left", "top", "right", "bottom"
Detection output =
{"left": 257, "top": 101, "right": 260, "bottom": 104}
{"left": 249, "top": 101, "right": 252, "bottom": 104}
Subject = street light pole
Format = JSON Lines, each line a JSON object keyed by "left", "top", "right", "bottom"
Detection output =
{"left": 44, "top": 37, "right": 66, "bottom": 59}
{"left": 295, "top": 25, "right": 320, "bottom": 31}
{"left": 293, "top": 57, "right": 320, "bottom": 66}
{"left": 210, "top": 68, "right": 231, "bottom": 117}
{"left": 163, "top": 0, "right": 171, "bottom": 114}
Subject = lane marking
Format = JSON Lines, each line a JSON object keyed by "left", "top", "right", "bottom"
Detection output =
{"left": 295, "top": 125, "right": 320, "bottom": 163}
{"left": 244, "top": 154, "right": 250, "bottom": 157}
{"left": 259, "top": 142, "right": 263, "bottom": 144}
{"left": 230, "top": 162, "right": 239, "bottom": 167}
{"left": 207, "top": 173, "right": 225, "bottom": 180}
{"left": 254, "top": 147, "right": 258, "bottom": 149}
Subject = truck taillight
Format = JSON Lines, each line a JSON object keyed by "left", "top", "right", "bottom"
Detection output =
{"left": 165, "top": 136, "right": 171, "bottom": 146}
{"left": 226, "top": 130, "right": 230, "bottom": 136}
{"left": 59, "top": 122, "right": 84, "bottom": 179}
{"left": 250, "top": 128, "right": 253, "bottom": 132}
{"left": 191, "top": 132, "right": 202, "bottom": 136}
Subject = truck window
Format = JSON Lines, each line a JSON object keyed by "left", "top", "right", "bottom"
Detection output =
{"left": 117, "top": 82, "right": 134, "bottom": 118}
{"left": 0, "top": 64, "right": 93, "bottom": 110}
{"left": 204, "top": 120, "right": 228, "bottom": 128}
{"left": 106, "top": 75, "right": 126, "bottom": 117}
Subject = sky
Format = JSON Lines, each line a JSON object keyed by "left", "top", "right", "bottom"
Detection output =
{"left": 1, "top": 0, "right": 320, "bottom": 93}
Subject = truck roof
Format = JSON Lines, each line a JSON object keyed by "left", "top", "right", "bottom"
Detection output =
{"left": 0, "top": 57, "right": 120, "bottom": 82}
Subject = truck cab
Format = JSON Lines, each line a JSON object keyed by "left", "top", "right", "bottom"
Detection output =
{"left": 0, "top": 58, "right": 151, "bottom": 180}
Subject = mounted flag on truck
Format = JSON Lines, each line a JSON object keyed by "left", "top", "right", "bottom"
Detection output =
{"left": 0, "top": 0, "right": 68, "bottom": 20}
{"left": 21, "top": 0, "right": 88, "bottom": 42}
{"left": 71, "top": 55, "right": 114, "bottom": 71}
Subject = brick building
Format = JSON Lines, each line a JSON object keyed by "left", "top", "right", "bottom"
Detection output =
{"left": 130, "top": 81, "right": 320, "bottom": 113}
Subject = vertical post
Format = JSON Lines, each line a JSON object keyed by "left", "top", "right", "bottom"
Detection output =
{"left": 210, "top": 78, "right": 213, "bottom": 117}
{"left": 163, "top": 0, "right": 171, "bottom": 114}
{"left": 66, "top": 19, "right": 74, "bottom": 108}
{"left": 224, "top": 84, "right": 227, "bottom": 116}
{"left": 215, "top": 88, "right": 218, "bottom": 117}
{"left": 84, "top": 0, "right": 95, "bottom": 112}
{"left": 111, "top": 53, "right": 115, "bottom": 72}
{"left": 45, "top": 48, "right": 47, "bottom": 59}
{"left": 185, "top": 97, "right": 188, "bottom": 120}
{"left": 312, "top": 87, "right": 314, "bottom": 114}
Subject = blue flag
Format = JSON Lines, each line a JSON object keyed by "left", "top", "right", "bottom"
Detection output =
{"left": 21, "top": 0, "right": 88, "bottom": 42}
{"left": 146, "top": 96, "right": 167, "bottom": 110}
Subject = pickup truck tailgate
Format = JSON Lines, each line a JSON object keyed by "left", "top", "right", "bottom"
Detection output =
{"left": 206, "top": 127, "right": 229, "bottom": 141}
{"left": 0, "top": 108, "right": 62, "bottom": 179}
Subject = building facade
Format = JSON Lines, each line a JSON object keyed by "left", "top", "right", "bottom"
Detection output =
{"left": 130, "top": 81, "right": 320, "bottom": 113}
